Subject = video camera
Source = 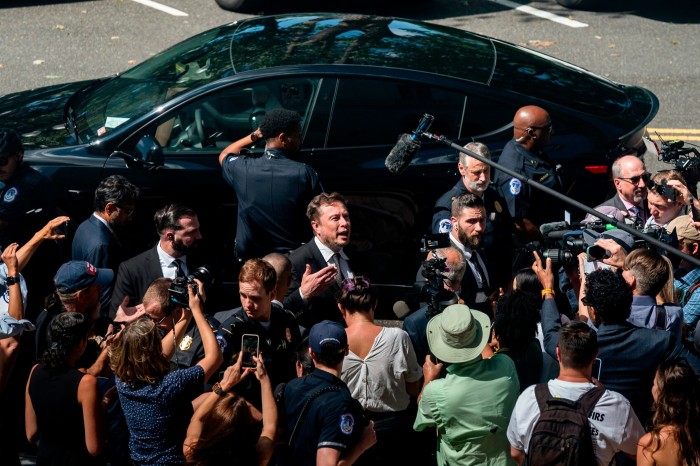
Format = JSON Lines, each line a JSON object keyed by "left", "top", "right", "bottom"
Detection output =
{"left": 656, "top": 136, "right": 700, "bottom": 197}
{"left": 167, "top": 265, "right": 213, "bottom": 310}
{"left": 524, "top": 221, "right": 609, "bottom": 269}
{"left": 419, "top": 234, "right": 459, "bottom": 319}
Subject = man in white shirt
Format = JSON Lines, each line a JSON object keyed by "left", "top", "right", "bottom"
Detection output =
{"left": 110, "top": 204, "right": 202, "bottom": 318}
{"left": 507, "top": 320, "right": 644, "bottom": 466}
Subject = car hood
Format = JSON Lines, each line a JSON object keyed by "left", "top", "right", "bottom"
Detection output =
{"left": 0, "top": 79, "right": 99, "bottom": 149}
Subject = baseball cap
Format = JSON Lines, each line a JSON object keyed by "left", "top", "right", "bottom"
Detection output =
{"left": 53, "top": 261, "right": 114, "bottom": 293}
{"left": 309, "top": 320, "right": 347, "bottom": 356}
{"left": 666, "top": 215, "right": 700, "bottom": 242}
{"left": 583, "top": 228, "right": 636, "bottom": 253}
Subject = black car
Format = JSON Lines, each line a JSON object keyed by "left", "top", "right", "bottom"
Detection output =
{"left": 0, "top": 13, "right": 658, "bottom": 311}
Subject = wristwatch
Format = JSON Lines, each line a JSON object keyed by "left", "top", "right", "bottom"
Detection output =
{"left": 5, "top": 275, "right": 20, "bottom": 286}
{"left": 212, "top": 382, "right": 226, "bottom": 396}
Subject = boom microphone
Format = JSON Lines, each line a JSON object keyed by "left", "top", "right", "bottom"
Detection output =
{"left": 385, "top": 114, "right": 434, "bottom": 174}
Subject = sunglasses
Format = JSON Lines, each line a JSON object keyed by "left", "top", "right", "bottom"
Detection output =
{"left": 617, "top": 173, "right": 650, "bottom": 186}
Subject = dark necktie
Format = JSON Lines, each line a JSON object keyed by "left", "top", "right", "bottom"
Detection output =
{"left": 329, "top": 253, "right": 344, "bottom": 286}
{"left": 173, "top": 259, "right": 185, "bottom": 279}
{"left": 469, "top": 252, "right": 489, "bottom": 291}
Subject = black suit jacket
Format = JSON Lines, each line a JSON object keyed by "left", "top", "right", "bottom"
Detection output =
{"left": 284, "top": 239, "right": 350, "bottom": 328}
{"left": 597, "top": 194, "right": 649, "bottom": 219}
{"left": 109, "top": 246, "right": 164, "bottom": 318}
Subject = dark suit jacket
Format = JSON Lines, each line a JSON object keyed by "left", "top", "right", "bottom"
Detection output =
{"left": 597, "top": 194, "right": 649, "bottom": 219}
{"left": 109, "top": 246, "right": 163, "bottom": 318}
{"left": 541, "top": 298, "right": 700, "bottom": 424}
{"left": 72, "top": 215, "right": 124, "bottom": 311}
{"left": 284, "top": 239, "right": 350, "bottom": 328}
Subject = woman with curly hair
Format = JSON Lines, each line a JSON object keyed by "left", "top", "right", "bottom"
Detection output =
{"left": 337, "top": 276, "right": 422, "bottom": 466}
{"left": 637, "top": 359, "right": 700, "bottom": 466}
{"left": 110, "top": 283, "right": 222, "bottom": 466}
{"left": 183, "top": 352, "right": 276, "bottom": 466}
{"left": 25, "top": 312, "right": 104, "bottom": 465}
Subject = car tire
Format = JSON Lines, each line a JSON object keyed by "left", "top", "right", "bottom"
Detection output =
{"left": 214, "top": 0, "right": 262, "bottom": 12}
{"left": 556, "top": 0, "right": 600, "bottom": 8}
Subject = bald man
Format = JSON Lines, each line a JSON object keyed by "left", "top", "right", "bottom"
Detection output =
{"left": 595, "top": 154, "right": 650, "bottom": 226}
{"left": 493, "top": 106, "right": 563, "bottom": 240}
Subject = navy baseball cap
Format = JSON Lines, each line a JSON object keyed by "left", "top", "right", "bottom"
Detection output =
{"left": 309, "top": 320, "right": 347, "bottom": 355}
{"left": 53, "top": 261, "right": 114, "bottom": 293}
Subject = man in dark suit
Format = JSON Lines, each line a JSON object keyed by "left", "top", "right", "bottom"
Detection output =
{"left": 595, "top": 154, "right": 650, "bottom": 226}
{"left": 446, "top": 193, "right": 493, "bottom": 317}
{"left": 109, "top": 204, "right": 202, "bottom": 318}
{"left": 72, "top": 175, "right": 140, "bottom": 314}
{"left": 537, "top": 262, "right": 700, "bottom": 426}
{"left": 285, "top": 192, "right": 353, "bottom": 328}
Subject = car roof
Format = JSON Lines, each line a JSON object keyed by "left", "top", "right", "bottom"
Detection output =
{"left": 220, "top": 13, "right": 629, "bottom": 117}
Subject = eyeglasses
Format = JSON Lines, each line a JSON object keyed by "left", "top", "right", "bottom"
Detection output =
{"left": 617, "top": 173, "right": 650, "bottom": 186}
{"left": 151, "top": 314, "right": 170, "bottom": 326}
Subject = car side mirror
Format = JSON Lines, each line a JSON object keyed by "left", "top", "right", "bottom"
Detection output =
{"left": 135, "top": 135, "right": 164, "bottom": 167}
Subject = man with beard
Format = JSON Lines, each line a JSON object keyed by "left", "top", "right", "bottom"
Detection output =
{"left": 218, "top": 108, "right": 322, "bottom": 260}
{"left": 110, "top": 204, "right": 202, "bottom": 318}
{"left": 432, "top": 142, "right": 515, "bottom": 288}
{"left": 72, "top": 175, "right": 140, "bottom": 314}
{"left": 285, "top": 192, "right": 354, "bottom": 327}
{"left": 595, "top": 155, "right": 650, "bottom": 227}
{"left": 448, "top": 193, "right": 493, "bottom": 316}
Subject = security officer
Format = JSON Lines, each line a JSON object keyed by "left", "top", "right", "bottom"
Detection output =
{"left": 280, "top": 320, "right": 375, "bottom": 466}
{"left": 215, "top": 259, "right": 300, "bottom": 409}
{"left": 432, "top": 142, "right": 515, "bottom": 288}
{"left": 493, "top": 106, "right": 564, "bottom": 241}
{"left": 218, "top": 108, "right": 322, "bottom": 261}
{"left": 0, "top": 128, "right": 61, "bottom": 318}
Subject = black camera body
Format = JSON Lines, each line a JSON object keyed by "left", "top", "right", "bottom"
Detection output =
{"left": 167, "top": 265, "right": 213, "bottom": 310}
{"left": 419, "top": 235, "right": 459, "bottom": 319}
{"left": 648, "top": 177, "right": 677, "bottom": 202}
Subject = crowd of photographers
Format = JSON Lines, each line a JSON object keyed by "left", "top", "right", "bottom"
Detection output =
{"left": 1, "top": 100, "right": 700, "bottom": 466}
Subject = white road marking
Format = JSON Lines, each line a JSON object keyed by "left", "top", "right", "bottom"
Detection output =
{"left": 488, "top": 0, "right": 588, "bottom": 28}
{"left": 131, "top": 0, "right": 188, "bottom": 16}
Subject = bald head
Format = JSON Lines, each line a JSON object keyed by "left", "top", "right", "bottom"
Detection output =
{"left": 432, "top": 246, "right": 466, "bottom": 290}
{"left": 513, "top": 105, "right": 552, "bottom": 151}
{"left": 263, "top": 252, "right": 292, "bottom": 298}
{"left": 611, "top": 155, "right": 647, "bottom": 205}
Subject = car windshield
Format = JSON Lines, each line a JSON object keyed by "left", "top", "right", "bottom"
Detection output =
{"left": 69, "top": 14, "right": 497, "bottom": 143}
{"left": 71, "top": 25, "right": 236, "bottom": 142}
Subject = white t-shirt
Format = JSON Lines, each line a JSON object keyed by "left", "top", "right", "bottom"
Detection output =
{"left": 341, "top": 327, "right": 422, "bottom": 412}
{"left": 507, "top": 379, "right": 644, "bottom": 466}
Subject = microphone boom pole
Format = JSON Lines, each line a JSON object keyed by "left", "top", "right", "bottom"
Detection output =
{"left": 419, "top": 131, "right": 700, "bottom": 268}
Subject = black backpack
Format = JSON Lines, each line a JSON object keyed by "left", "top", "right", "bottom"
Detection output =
{"left": 524, "top": 383, "right": 606, "bottom": 466}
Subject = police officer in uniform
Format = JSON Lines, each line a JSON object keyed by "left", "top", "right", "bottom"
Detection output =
{"left": 0, "top": 128, "right": 60, "bottom": 317}
{"left": 218, "top": 108, "right": 322, "bottom": 261}
{"left": 215, "top": 259, "right": 300, "bottom": 409}
{"left": 280, "top": 320, "right": 376, "bottom": 466}
{"left": 493, "top": 106, "right": 563, "bottom": 241}
{"left": 432, "top": 142, "right": 515, "bottom": 288}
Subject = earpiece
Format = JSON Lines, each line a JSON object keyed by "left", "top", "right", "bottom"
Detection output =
{"left": 168, "top": 234, "right": 174, "bottom": 240}
{"left": 526, "top": 127, "right": 535, "bottom": 136}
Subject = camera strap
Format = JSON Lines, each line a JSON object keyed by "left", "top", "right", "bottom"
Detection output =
{"left": 653, "top": 305, "right": 667, "bottom": 331}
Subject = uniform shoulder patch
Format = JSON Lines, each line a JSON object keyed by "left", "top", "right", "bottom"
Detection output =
{"left": 339, "top": 413, "right": 354, "bottom": 435}
{"left": 509, "top": 178, "right": 522, "bottom": 196}
{"left": 3, "top": 187, "right": 18, "bottom": 203}
{"left": 216, "top": 334, "right": 228, "bottom": 351}
{"left": 438, "top": 219, "right": 452, "bottom": 233}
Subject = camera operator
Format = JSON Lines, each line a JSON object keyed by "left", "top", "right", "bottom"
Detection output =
{"left": 644, "top": 170, "right": 691, "bottom": 229}
{"left": 403, "top": 246, "right": 465, "bottom": 366}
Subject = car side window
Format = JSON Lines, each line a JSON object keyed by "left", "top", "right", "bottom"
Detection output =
{"left": 150, "top": 78, "right": 320, "bottom": 154}
{"left": 326, "top": 78, "right": 466, "bottom": 147}
{"left": 460, "top": 95, "right": 518, "bottom": 139}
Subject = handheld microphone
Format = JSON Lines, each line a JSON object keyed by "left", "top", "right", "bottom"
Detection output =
{"left": 385, "top": 114, "right": 434, "bottom": 174}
